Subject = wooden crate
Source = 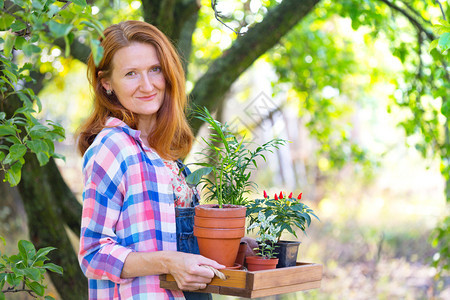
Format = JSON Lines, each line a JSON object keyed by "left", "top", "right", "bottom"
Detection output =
{"left": 159, "top": 262, "right": 322, "bottom": 298}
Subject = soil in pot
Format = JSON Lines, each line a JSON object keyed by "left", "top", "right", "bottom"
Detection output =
{"left": 245, "top": 256, "right": 279, "bottom": 271}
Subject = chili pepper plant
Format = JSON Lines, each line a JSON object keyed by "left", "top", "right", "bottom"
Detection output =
{"left": 247, "top": 191, "right": 319, "bottom": 242}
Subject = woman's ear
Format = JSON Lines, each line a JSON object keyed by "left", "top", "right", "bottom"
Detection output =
{"left": 98, "top": 71, "right": 111, "bottom": 91}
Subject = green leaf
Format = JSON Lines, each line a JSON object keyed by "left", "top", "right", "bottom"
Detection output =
{"left": 10, "top": 20, "right": 26, "bottom": 32}
{"left": 47, "top": 5, "right": 60, "bottom": 18}
{"left": 90, "top": 39, "right": 104, "bottom": 66}
{"left": 80, "top": 20, "right": 104, "bottom": 37}
{"left": 2, "top": 69, "right": 17, "bottom": 84}
{"left": 36, "top": 152, "right": 49, "bottom": 166}
{"left": 48, "top": 20, "right": 73, "bottom": 38}
{"left": 14, "top": 36, "right": 27, "bottom": 50}
{"left": 0, "top": 125, "right": 16, "bottom": 136}
{"left": 72, "top": 0, "right": 87, "bottom": 7}
{"left": 185, "top": 167, "right": 213, "bottom": 185}
{"left": 43, "top": 263, "right": 63, "bottom": 275}
{"left": 5, "top": 162, "right": 22, "bottom": 186}
{"left": 27, "top": 281, "right": 45, "bottom": 296}
{"left": 23, "top": 267, "right": 41, "bottom": 281}
{"left": 438, "top": 32, "right": 450, "bottom": 51}
{"left": 64, "top": 34, "right": 70, "bottom": 57}
{"left": 429, "top": 39, "right": 439, "bottom": 52}
{"left": 442, "top": 100, "right": 450, "bottom": 117}
{"left": 45, "top": 296, "right": 56, "bottom": 300}
{"left": 22, "top": 43, "right": 41, "bottom": 57}
{"left": 0, "top": 291, "right": 4, "bottom": 300}
{"left": 3, "top": 32, "right": 16, "bottom": 58}
{"left": 0, "top": 14, "right": 15, "bottom": 30}
{"left": 18, "top": 240, "right": 36, "bottom": 262}
{"left": 34, "top": 247, "right": 55, "bottom": 263}
{"left": 32, "top": 0, "right": 45, "bottom": 9}
{"left": 29, "top": 124, "right": 48, "bottom": 139}
{"left": 6, "top": 144, "right": 27, "bottom": 162}
{"left": 27, "top": 140, "right": 49, "bottom": 154}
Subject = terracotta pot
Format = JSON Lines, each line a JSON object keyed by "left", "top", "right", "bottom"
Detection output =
{"left": 225, "top": 263, "right": 242, "bottom": 270}
{"left": 194, "top": 216, "right": 245, "bottom": 228}
{"left": 235, "top": 241, "right": 248, "bottom": 266}
{"left": 245, "top": 256, "right": 279, "bottom": 271}
{"left": 194, "top": 204, "right": 246, "bottom": 267}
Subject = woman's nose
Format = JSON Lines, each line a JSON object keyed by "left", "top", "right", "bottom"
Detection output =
{"left": 140, "top": 74, "right": 154, "bottom": 91}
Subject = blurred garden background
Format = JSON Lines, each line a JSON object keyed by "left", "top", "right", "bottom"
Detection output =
{"left": 1, "top": 0, "right": 449, "bottom": 299}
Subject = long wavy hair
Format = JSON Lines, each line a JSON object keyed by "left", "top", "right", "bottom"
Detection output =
{"left": 77, "top": 20, "right": 193, "bottom": 160}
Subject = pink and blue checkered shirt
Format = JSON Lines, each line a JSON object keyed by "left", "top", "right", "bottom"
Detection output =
{"left": 79, "top": 117, "right": 185, "bottom": 299}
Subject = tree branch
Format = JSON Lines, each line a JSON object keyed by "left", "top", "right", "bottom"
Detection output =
{"left": 378, "top": 0, "right": 435, "bottom": 40}
{"left": 189, "top": 0, "right": 321, "bottom": 134}
{"left": 211, "top": 0, "right": 243, "bottom": 36}
{"left": 435, "top": 0, "right": 446, "bottom": 21}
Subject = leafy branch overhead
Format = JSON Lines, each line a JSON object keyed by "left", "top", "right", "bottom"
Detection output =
{"left": 0, "top": 0, "right": 105, "bottom": 186}
{"left": 0, "top": 237, "right": 63, "bottom": 300}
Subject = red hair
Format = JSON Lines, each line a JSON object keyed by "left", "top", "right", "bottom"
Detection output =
{"left": 77, "top": 20, "right": 193, "bottom": 160}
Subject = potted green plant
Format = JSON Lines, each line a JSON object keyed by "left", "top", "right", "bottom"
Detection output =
{"left": 186, "top": 107, "right": 286, "bottom": 267}
{"left": 246, "top": 212, "right": 281, "bottom": 271}
{"left": 247, "top": 191, "right": 319, "bottom": 268}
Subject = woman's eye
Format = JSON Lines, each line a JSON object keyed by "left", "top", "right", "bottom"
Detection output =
{"left": 125, "top": 71, "right": 136, "bottom": 76}
{"left": 151, "top": 66, "right": 162, "bottom": 73}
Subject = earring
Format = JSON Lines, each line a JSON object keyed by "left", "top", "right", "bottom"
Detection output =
{"left": 106, "top": 89, "right": 112, "bottom": 95}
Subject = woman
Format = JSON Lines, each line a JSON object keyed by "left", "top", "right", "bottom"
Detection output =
{"left": 77, "top": 20, "right": 224, "bottom": 299}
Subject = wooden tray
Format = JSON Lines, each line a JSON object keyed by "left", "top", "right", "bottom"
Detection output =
{"left": 159, "top": 262, "right": 322, "bottom": 298}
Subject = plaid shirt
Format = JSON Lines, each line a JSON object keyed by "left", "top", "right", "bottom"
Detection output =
{"left": 79, "top": 118, "right": 185, "bottom": 300}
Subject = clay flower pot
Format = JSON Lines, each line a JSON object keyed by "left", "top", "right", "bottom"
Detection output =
{"left": 245, "top": 256, "right": 279, "bottom": 271}
{"left": 194, "top": 204, "right": 246, "bottom": 267}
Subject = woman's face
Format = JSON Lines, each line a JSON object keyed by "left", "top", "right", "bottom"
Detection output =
{"left": 100, "top": 42, "right": 166, "bottom": 129}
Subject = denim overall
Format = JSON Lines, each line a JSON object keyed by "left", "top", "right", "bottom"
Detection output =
{"left": 175, "top": 161, "right": 212, "bottom": 300}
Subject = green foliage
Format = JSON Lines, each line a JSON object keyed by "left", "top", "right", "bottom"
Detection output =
{"left": 0, "top": 0, "right": 104, "bottom": 186}
{"left": 247, "top": 191, "right": 319, "bottom": 242}
{"left": 186, "top": 106, "right": 286, "bottom": 207}
{"left": 430, "top": 19, "right": 450, "bottom": 53}
{"left": 0, "top": 237, "right": 63, "bottom": 299}
{"left": 430, "top": 215, "right": 450, "bottom": 278}
{"left": 247, "top": 212, "right": 281, "bottom": 259}
{"left": 269, "top": 1, "right": 379, "bottom": 182}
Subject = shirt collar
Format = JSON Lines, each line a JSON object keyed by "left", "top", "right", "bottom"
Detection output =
{"left": 105, "top": 117, "right": 144, "bottom": 144}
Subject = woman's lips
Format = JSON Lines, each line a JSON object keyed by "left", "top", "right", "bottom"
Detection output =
{"left": 137, "top": 94, "right": 157, "bottom": 101}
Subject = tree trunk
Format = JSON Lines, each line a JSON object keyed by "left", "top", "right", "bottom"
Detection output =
{"left": 17, "top": 154, "right": 88, "bottom": 300}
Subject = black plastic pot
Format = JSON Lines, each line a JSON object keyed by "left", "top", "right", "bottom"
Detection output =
{"left": 274, "top": 240, "right": 301, "bottom": 268}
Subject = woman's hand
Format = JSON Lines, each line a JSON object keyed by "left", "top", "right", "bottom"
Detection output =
{"left": 164, "top": 252, "right": 225, "bottom": 291}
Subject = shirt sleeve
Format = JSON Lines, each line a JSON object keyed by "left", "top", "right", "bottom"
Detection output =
{"left": 78, "top": 134, "right": 134, "bottom": 284}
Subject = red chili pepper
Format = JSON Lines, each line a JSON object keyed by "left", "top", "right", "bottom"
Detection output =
{"left": 279, "top": 191, "right": 283, "bottom": 199}
{"left": 274, "top": 193, "right": 278, "bottom": 200}
{"left": 288, "top": 192, "right": 293, "bottom": 198}
{"left": 263, "top": 190, "right": 268, "bottom": 198}
{"left": 297, "top": 193, "right": 302, "bottom": 200}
